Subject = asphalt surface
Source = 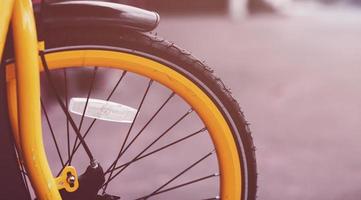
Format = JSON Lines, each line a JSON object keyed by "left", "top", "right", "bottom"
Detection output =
{"left": 154, "top": 9, "right": 361, "bottom": 200}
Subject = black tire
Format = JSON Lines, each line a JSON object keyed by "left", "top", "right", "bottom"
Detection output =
{"left": 40, "top": 27, "right": 258, "bottom": 200}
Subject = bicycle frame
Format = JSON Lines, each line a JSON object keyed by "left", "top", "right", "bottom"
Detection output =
{"left": 0, "top": 0, "right": 61, "bottom": 199}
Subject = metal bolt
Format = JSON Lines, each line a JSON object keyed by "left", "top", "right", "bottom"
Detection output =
{"left": 90, "top": 160, "right": 99, "bottom": 169}
{"left": 67, "top": 175, "right": 76, "bottom": 187}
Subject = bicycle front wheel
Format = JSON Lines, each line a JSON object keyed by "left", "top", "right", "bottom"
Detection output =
{"left": 7, "top": 28, "right": 257, "bottom": 200}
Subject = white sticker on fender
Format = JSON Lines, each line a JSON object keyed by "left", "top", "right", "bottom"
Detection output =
{"left": 69, "top": 98, "right": 137, "bottom": 123}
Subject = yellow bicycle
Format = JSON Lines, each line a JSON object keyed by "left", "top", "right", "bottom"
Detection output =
{"left": 0, "top": 0, "right": 257, "bottom": 199}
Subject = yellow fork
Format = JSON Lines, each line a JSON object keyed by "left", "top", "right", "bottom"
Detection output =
{"left": 11, "top": 0, "right": 61, "bottom": 199}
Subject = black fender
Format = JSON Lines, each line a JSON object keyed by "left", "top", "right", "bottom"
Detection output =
{"left": 36, "top": 1, "right": 160, "bottom": 33}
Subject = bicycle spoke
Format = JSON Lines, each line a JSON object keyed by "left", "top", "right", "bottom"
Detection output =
{"left": 16, "top": 147, "right": 32, "bottom": 198}
{"left": 106, "top": 127, "right": 206, "bottom": 174}
{"left": 41, "top": 99, "right": 65, "bottom": 166}
{"left": 69, "top": 66, "right": 98, "bottom": 164}
{"left": 40, "top": 51, "right": 95, "bottom": 163}
{"left": 58, "top": 71, "right": 127, "bottom": 175}
{"left": 105, "top": 71, "right": 128, "bottom": 100}
{"left": 144, "top": 150, "right": 214, "bottom": 198}
{"left": 58, "top": 119, "right": 97, "bottom": 175}
{"left": 20, "top": 167, "right": 30, "bottom": 190}
{"left": 103, "top": 108, "right": 194, "bottom": 187}
{"left": 118, "top": 79, "right": 153, "bottom": 159}
{"left": 103, "top": 79, "right": 153, "bottom": 193}
{"left": 20, "top": 170, "right": 32, "bottom": 198}
{"left": 19, "top": 168, "right": 28, "bottom": 177}
{"left": 13, "top": 144, "right": 31, "bottom": 196}
{"left": 63, "top": 69, "right": 71, "bottom": 163}
{"left": 78, "top": 67, "right": 97, "bottom": 130}
{"left": 136, "top": 173, "right": 219, "bottom": 200}
{"left": 106, "top": 92, "right": 175, "bottom": 172}
{"left": 69, "top": 70, "right": 127, "bottom": 159}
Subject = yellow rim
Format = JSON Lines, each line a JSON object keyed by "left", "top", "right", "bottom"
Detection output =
{"left": 7, "top": 49, "right": 242, "bottom": 199}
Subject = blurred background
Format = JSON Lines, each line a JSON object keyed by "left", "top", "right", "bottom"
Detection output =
{"left": 112, "top": 0, "right": 361, "bottom": 199}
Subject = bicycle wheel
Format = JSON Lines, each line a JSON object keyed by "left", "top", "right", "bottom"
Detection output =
{"left": 6, "top": 28, "right": 257, "bottom": 200}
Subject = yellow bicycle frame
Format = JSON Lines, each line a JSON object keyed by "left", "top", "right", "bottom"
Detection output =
{"left": 0, "top": 0, "right": 61, "bottom": 199}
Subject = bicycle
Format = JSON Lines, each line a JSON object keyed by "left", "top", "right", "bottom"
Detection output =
{"left": 0, "top": 0, "right": 257, "bottom": 199}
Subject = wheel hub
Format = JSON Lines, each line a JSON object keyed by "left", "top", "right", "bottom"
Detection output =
{"left": 60, "top": 163, "right": 117, "bottom": 200}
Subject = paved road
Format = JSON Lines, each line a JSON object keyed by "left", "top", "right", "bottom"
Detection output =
{"left": 155, "top": 10, "right": 361, "bottom": 200}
